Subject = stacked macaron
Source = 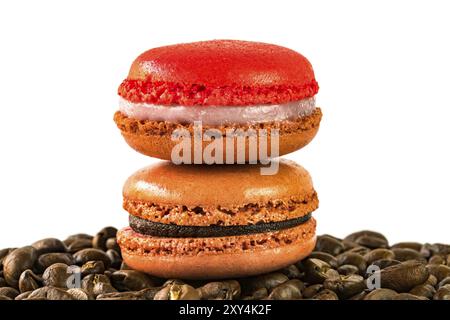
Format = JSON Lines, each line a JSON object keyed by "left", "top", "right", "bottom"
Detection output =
{"left": 114, "top": 40, "right": 322, "bottom": 279}
{"left": 114, "top": 40, "right": 322, "bottom": 162}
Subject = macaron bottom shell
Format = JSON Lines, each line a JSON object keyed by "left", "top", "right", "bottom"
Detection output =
{"left": 113, "top": 108, "right": 322, "bottom": 162}
{"left": 117, "top": 218, "right": 316, "bottom": 279}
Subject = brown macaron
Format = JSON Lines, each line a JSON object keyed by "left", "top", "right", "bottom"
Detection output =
{"left": 114, "top": 40, "right": 322, "bottom": 163}
{"left": 117, "top": 159, "right": 318, "bottom": 279}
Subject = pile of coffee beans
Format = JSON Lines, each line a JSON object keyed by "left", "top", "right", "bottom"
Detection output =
{"left": 1, "top": 228, "right": 449, "bottom": 300}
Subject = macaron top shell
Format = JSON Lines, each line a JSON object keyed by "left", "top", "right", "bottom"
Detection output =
{"left": 123, "top": 159, "right": 315, "bottom": 207}
{"left": 118, "top": 40, "right": 318, "bottom": 106}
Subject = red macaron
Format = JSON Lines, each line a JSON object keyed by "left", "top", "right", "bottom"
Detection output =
{"left": 114, "top": 40, "right": 322, "bottom": 162}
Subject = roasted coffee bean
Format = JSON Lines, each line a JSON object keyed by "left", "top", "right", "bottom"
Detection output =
{"left": 0, "top": 277, "right": 7, "bottom": 287}
{"left": 73, "top": 248, "right": 111, "bottom": 268}
{"left": 82, "top": 274, "right": 117, "bottom": 297}
{"left": 81, "top": 261, "right": 105, "bottom": 277}
{"left": 302, "top": 284, "right": 324, "bottom": 299}
{"left": 63, "top": 233, "right": 93, "bottom": 246}
{"left": 26, "top": 286, "right": 75, "bottom": 300}
{"left": 99, "top": 287, "right": 158, "bottom": 300}
{"left": 336, "top": 252, "right": 367, "bottom": 274}
{"left": 312, "top": 289, "right": 339, "bottom": 300}
{"left": 268, "top": 279, "right": 303, "bottom": 300}
{"left": 242, "top": 272, "right": 288, "bottom": 294}
{"left": 364, "top": 249, "right": 395, "bottom": 264}
{"left": 429, "top": 255, "right": 445, "bottom": 265}
{"left": 42, "top": 263, "right": 70, "bottom": 288}
{"left": 0, "top": 287, "right": 20, "bottom": 299}
{"left": 92, "top": 227, "right": 118, "bottom": 251}
{"left": 106, "top": 238, "right": 120, "bottom": 252}
{"left": 422, "top": 243, "right": 450, "bottom": 257}
{"left": 120, "top": 262, "right": 131, "bottom": 270}
{"left": 66, "top": 288, "right": 90, "bottom": 300}
{"left": 420, "top": 243, "right": 434, "bottom": 258}
{"left": 409, "top": 284, "right": 436, "bottom": 299}
{"left": 110, "top": 270, "right": 156, "bottom": 291}
{"left": 323, "top": 269, "right": 341, "bottom": 282}
{"left": 132, "top": 287, "right": 160, "bottom": 300}
{"left": 162, "top": 279, "right": 185, "bottom": 287}
{"left": 3, "top": 246, "right": 38, "bottom": 288}
{"left": 391, "top": 242, "right": 422, "bottom": 252}
{"left": 433, "top": 284, "right": 450, "bottom": 300}
{"left": 0, "top": 295, "right": 12, "bottom": 300}
{"left": 349, "top": 291, "right": 367, "bottom": 300}
{"left": 196, "top": 280, "right": 240, "bottom": 300}
{"left": 447, "top": 254, "right": 450, "bottom": 266}
{"left": 323, "top": 274, "right": 366, "bottom": 299}
{"left": 14, "top": 291, "right": 32, "bottom": 300}
{"left": 345, "top": 246, "right": 371, "bottom": 256}
{"left": 106, "top": 249, "right": 122, "bottom": 269}
{"left": 364, "top": 288, "right": 398, "bottom": 300}
{"left": 92, "top": 282, "right": 117, "bottom": 296}
{"left": 18, "top": 270, "right": 41, "bottom": 293}
{"left": 224, "top": 280, "right": 241, "bottom": 299}
{"left": 82, "top": 274, "right": 110, "bottom": 291}
{"left": 433, "top": 244, "right": 450, "bottom": 255}
{"left": 337, "top": 264, "right": 360, "bottom": 276}
{"left": 425, "top": 275, "right": 438, "bottom": 287}
{"left": 303, "top": 258, "right": 339, "bottom": 284}
{"left": 426, "top": 264, "right": 450, "bottom": 282}
{"left": 308, "top": 251, "right": 338, "bottom": 268}
{"left": 280, "top": 265, "right": 302, "bottom": 279}
{"left": 31, "top": 238, "right": 66, "bottom": 255}
{"left": 154, "top": 284, "right": 200, "bottom": 300}
{"left": 440, "top": 283, "right": 450, "bottom": 291}
{"left": 370, "top": 259, "right": 401, "bottom": 270}
{"left": 37, "top": 253, "right": 75, "bottom": 272}
{"left": 380, "top": 261, "right": 429, "bottom": 292}
{"left": 342, "top": 239, "right": 359, "bottom": 251}
{"left": 197, "top": 281, "right": 236, "bottom": 300}
{"left": 438, "top": 276, "right": 450, "bottom": 288}
{"left": 0, "top": 248, "right": 15, "bottom": 269}
{"left": 394, "top": 293, "right": 427, "bottom": 300}
{"left": 242, "top": 287, "right": 268, "bottom": 300}
{"left": 66, "top": 239, "right": 93, "bottom": 253}
{"left": 324, "top": 234, "right": 342, "bottom": 241}
{"left": 302, "top": 258, "right": 331, "bottom": 281}
{"left": 253, "top": 287, "right": 269, "bottom": 299}
{"left": 392, "top": 248, "right": 425, "bottom": 262}
{"left": 315, "top": 235, "right": 345, "bottom": 256}
{"left": 344, "top": 230, "right": 388, "bottom": 249}
{"left": 104, "top": 269, "right": 113, "bottom": 277}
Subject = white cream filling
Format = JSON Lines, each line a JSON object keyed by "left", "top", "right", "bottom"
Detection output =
{"left": 118, "top": 97, "right": 316, "bottom": 125}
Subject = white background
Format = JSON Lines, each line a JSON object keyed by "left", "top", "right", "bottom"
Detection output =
{"left": 1, "top": 0, "right": 449, "bottom": 247}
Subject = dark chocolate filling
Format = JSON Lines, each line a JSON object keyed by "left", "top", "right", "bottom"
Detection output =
{"left": 129, "top": 213, "right": 312, "bottom": 238}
